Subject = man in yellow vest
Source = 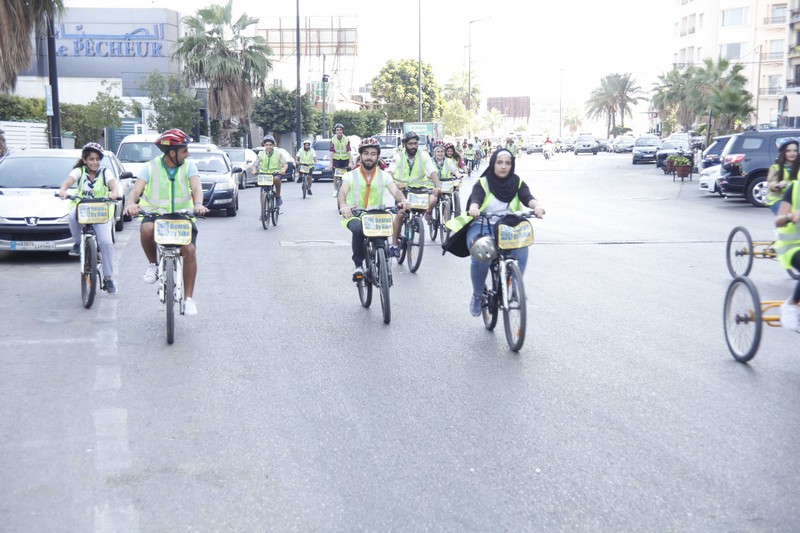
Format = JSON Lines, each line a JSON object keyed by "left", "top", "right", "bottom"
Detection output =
{"left": 258, "top": 134, "right": 288, "bottom": 206}
{"left": 338, "top": 137, "right": 409, "bottom": 279}
{"left": 775, "top": 182, "right": 800, "bottom": 330}
{"left": 295, "top": 138, "right": 317, "bottom": 196}
{"left": 329, "top": 123, "right": 354, "bottom": 197}
{"left": 125, "top": 128, "right": 208, "bottom": 316}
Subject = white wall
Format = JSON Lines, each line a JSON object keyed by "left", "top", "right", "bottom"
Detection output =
{"left": 14, "top": 76, "right": 123, "bottom": 106}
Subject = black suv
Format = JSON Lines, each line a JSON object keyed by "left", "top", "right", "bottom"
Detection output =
{"left": 718, "top": 129, "right": 800, "bottom": 207}
{"left": 701, "top": 135, "right": 732, "bottom": 169}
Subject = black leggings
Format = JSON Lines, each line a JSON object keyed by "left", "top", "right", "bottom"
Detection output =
{"left": 347, "top": 219, "right": 365, "bottom": 267}
{"left": 793, "top": 253, "right": 800, "bottom": 303}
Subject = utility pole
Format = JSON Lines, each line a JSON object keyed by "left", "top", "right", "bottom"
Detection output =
{"left": 295, "top": 0, "right": 302, "bottom": 152}
{"left": 46, "top": 14, "right": 62, "bottom": 148}
{"left": 755, "top": 44, "right": 762, "bottom": 127}
{"left": 321, "top": 55, "right": 328, "bottom": 137}
{"left": 418, "top": 0, "right": 422, "bottom": 121}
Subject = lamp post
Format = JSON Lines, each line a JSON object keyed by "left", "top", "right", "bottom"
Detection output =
{"left": 418, "top": 0, "right": 422, "bottom": 121}
{"left": 295, "top": 0, "right": 302, "bottom": 152}
{"left": 558, "top": 69, "right": 563, "bottom": 139}
{"left": 467, "top": 17, "right": 490, "bottom": 112}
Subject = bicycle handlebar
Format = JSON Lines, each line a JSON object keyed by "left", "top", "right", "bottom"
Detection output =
{"left": 55, "top": 193, "right": 116, "bottom": 202}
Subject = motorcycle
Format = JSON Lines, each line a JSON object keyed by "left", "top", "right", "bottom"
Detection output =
{"left": 542, "top": 142, "right": 554, "bottom": 160}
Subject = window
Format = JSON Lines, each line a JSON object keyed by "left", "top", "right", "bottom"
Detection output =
{"left": 698, "top": 13, "right": 703, "bottom": 28}
{"left": 722, "top": 7, "right": 748, "bottom": 26}
{"left": 771, "top": 4, "right": 787, "bottom": 19}
{"left": 768, "top": 75, "right": 782, "bottom": 89}
{"left": 720, "top": 43, "right": 743, "bottom": 60}
{"left": 696, "top": 47, "right": 703, "bottom": 61}
{"left": 770, "top": 39, "right": 785, "bottom": 53}
{"left": 741, "top": 138, "right": 763, "bottom": 151}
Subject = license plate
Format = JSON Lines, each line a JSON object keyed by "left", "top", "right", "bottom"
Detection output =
{"left": 312, "top": 170, "right": 322, "bottom": 175}
{"left": 11, "top": 240, "right": 56, "bottom": 251}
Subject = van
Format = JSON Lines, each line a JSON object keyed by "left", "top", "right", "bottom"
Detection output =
{"left": 116, "top": 133, "right": 162, "bottom": 177}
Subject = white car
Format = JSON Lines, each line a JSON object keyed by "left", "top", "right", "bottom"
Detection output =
{"left": 698, "top": 164, "right": 722, "bottom": 195}
{"left": 0, "top": 149, "right": 134, "bottom": 252}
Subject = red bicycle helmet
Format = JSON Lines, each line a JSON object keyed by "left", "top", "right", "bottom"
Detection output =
{"left": 155, "top": 129, "right": 191, "bottom": 152}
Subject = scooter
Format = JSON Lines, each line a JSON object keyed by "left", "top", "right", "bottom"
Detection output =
{"left": 542, "top": 143, "right": 554, "bottom": 160}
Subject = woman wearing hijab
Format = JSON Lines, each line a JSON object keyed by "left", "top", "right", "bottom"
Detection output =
{"left": 464, "top": 149, "right": 545, "bottom": 316}
{"left": 767, "top": 139, "right": 799, "bottom": 214}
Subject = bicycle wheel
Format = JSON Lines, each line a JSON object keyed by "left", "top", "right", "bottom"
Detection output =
{"left": 502, "top": 262, "right": 527, "bottom": 352}
{"left": 407, "top": 216, "right": 425, "bottom": 273}
{"left": 453, "top": 191, "right": 462, "bottom": 217}
{"left": 301, "top": 175, "right": 307, "bottom": 199}
{"left": 271, "top": 192, "right": 280, "bottom": 226}
{"left": 723, "top": 276, "right": 762, "bottom": 363}
{"left": 429, "top": 204, "right": 439, "bottom": 241}
{"left": 377, "top": 247, "right": 391, "bottom": 324}
{"left": 260, "top": 189, "right": 269, "bottom": 230}
{"left": 397, "top": 218, "right": 408, "bottom": 265}
{"left": 725, "top": 226, "right": 753, "bottom": 278}
{"left": 165, "top": 256, "right": 176, "bottom": 345}
{"left": 440, "top": 199, "right": 451, "bottom": 244}
{"left": 358, "top": 244, "right": 373, "bottom": 308}
{"left": 81, "top": 237, "right": 98, "bottom": 309}
{"left": 482, "top": 283, "right": 498, "bottom": 331}
{"left": 787, "top": 268, "right": 800, "bottom": 280}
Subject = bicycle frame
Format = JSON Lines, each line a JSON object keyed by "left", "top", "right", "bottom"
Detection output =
{"left": 157, "top": 245, "right": 185, "bottom": 312}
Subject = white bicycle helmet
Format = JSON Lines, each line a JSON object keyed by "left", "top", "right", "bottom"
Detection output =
{"left": 470, "top": 235, "right": 497, "bottom": 262}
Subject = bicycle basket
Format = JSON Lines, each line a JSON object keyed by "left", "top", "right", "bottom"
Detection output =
{"left": 361, "top": 212, "right": 393, "bottom": 237}
{"left": 299, "top": 164, "right": 311, "bottom": 174}
{"left": 257, "top": 173, "right": 274, "bottom": 186}
{"left": 77, "top": 202, "right": 110, "bottom": 224}
{"left": 496, "top": 216, "right": 534, "bottom": 250}
{"left": 154, "top": 218, "right": 192, "bottom": 246}
{"left": 407, "top": 191, "right": 430, "bottom": 210}
{"left": 440, "top": 180, "right": 454, "bottom": 193}
{"left": 334, "top": 168, "right": 347, "bottom": 177}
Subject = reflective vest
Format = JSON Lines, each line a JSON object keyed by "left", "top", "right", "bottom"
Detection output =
{"left": 140, "top": 156, "right": 193, "bottom": 214}
{"left": 464, "top": 148, "right": 475, "bottom": 160}
{"left": 767, "top": 163, "right": 793, "bottom": 206}
{"left": 297, "top": 148, "right": 315, "bottom": 166}
{"left": 433, "top": 158, "right": 451, "bottom": 180}
{"left": 332, "top": 135, "right": 349, "bottom": 161}
{"left": 507, "top": 143, "right": 517, "bottom": 156}
{"left": 775, "top": 184, "right": 800, "bottom": 269}
{"left": 71, "top": 166, "right": 110, "bottom": 206}
{"left": 445, "top": 178, "right": 523, "bottom": 233}
{"left": 394, "top": 151, "right": 429, "bottom": 187}
{"left": 259, "top": 149, "right": 282, "bottom": 173}
{"left": 341, "top": 167, "right": 390, "bottom": 227}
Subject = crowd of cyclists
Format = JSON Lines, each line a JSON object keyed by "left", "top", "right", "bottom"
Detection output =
{"left": 62, "top": 127, "right": 544, "bottom": 318}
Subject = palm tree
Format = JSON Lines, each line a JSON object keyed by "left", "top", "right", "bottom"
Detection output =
{"left": 442, "top": 71, "right": 480, "bottom": 112}
{"left": 0, "top": 0, "right": 64, "bottom": 92}
{"left": 586, "top": 75, "right": 617, "bottom": 138}
{"left": 172, "top": 0, "right": 272, "bottom": 143}
{"left": 611, "top": 73, "right": 644, "bottom": 129}
{"left": 563, "top": 108, "right": 582, "bottom": 136}
{"left": 651, "top": 67, "right": 700, "bottom": 134}
{"left": 709, "top": 85, "right": 754, "bottom": 133}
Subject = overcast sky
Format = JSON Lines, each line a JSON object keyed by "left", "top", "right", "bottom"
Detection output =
{"left": 66, "top": 0, "right": 675, "bottom": 130}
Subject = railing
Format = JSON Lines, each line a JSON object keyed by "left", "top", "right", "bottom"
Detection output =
{"left": 764, "top": 16, "right": 788, "bottom": 25}
{"left": 759, "top": 87, "right": 782, "bottom": 95}
{"left": 787, "top": 79, "right": 800, "bottom": 89}
{"left": 789, "top": 45, "right": 800, "bottom": 58}
{"left": 762, "top": 51, "right": 785, "bottom": 61}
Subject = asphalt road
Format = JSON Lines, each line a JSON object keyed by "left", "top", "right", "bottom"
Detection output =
{"left": 2, "top": 151, "right": 799, "bottom": 531}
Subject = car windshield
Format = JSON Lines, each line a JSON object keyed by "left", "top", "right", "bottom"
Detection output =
{"left": 117, "top": 142, "right": 160, "bottom": 163}
{"left": 222, "top": 148, "right": 246, "bottom": 162}
{"left": 576, "top": 136, "right": 593, "bottom": 142}
{"left": 374, "top": 135, "right": 398, "bottom": 149}
{"left": 662, "top": 141, "right": 687, "bottom": 150}
{"left": 0, "top": 156, "right": 117, "bottom": 188}
{"left": 188, "top": 153, "right": 229, "bottom": 173}
{"left": 636, "top": 138, "right": 660, "bottom": 147}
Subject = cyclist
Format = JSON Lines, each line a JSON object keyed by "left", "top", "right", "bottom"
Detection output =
{"left": 432, "top": 142, "right": 462, "bottom": 180}
{"left": 296, "top": 138, "right": 316, "bottom": 195}
{"left": 506, "top": 137, "right": 518, "bottom": 157}
{"left": 464, "top": 149, "right": 545, "bottom": 316}
{"left": 464, "top": 142, "right": 477, "bottom": 173}
{"left": 444, "top": 143, "right": 461, "bottom": 170}
{"left": 339, "top": 137, "right": 410, "bottom": 279}
{"left": 257, "top": 134, "right": 288, "bottom": 206}
{"left": 767, "top": 139, "right": 798, "bottom": 214}
{"left": 125, "top": 129, "right": 208, "bottom": 316}
{"left": 330, "top": 123, "right": 354, "bottom": 197}
{"left": 58, "top": 142, "right": 120, "bottom": 294}
{"left": 387, "top": 131, "right": 441, "bottom": 256}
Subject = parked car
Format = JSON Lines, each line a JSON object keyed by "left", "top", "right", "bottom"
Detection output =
{"left": 221, "top": 147, "right": 258, "bottom": 189}
{"left": 310, "top": 139, "right": 335, "bottom": 181}
{"left": 558, "top": 138, "right": 574, "bottom": 153}
{"left": 526, "top": 135, "right": 545, "bottom": 154}
{"left": 187, "top": 145, "right": 241, "bottom": 217}
{"left": 116, "top": 133, "right": 162, "bottom": 177}
{"left": 718, "top": 129, "right": 800, "bottom": 207}
{"left": 596, "top": 138, "right": 612, "bottom": 152}
{"left": 573, "top": 135, "right": 599, "bottom": 155}
{"left": 631, "top": 135, "right": 662, "bottom": 164}
{"left": 700, "top": 135, "right": 733, "bottom": 169}
{"left": 375, "top": 134, "right": 400, "bottom": 165}
{"left": 612, "top": 136, "right": 636, "bottom": 153}
{"left": 0, "top": 149, "right": 134, "bottom": 252}
{"left": 655, "top": 140, "right": 692, "bottom": 169}
{"left": 698, "top": 164, "right": 722, "bottom": 195}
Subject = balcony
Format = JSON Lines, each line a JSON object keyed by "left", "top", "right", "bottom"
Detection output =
{"left": 764, "top": 16, "right": 788, "bottom": 25}
{"left": 762, "top": 51, "right": 785, "bottom": 62}
{"left": 759, "top": 87, "right": 783, "bottom": 96}
{"left": 789, "top": 45, "right": 800, "bottom": 58}
{"left": 792, "top": 9, "right": 800, "bottom": 23}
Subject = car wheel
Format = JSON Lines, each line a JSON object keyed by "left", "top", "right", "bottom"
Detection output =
{"left": 115, "top": 200, "right": 124, "bottom": 232}
{"left": 239, "top": 173, "right": 246, "bottom": 190}
{"left": 746, "top": 176, "right": 768, "bottom": 207}
{"left": 632, "top": 159, "right": 637, "bottom": 165}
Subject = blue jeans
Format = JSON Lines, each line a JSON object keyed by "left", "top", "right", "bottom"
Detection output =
{"left": 769, "top": 201, "right": 781, "bottom": 215}
{"left": 466, "top": 220, "right": 528, "bottom": 297}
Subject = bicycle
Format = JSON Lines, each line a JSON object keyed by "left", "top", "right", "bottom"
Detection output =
{"left": 396, "top": 186, "right": 430, "bottom": 273}
{"left": 726, "top": 226, "right": 800, "bottom": 280}
{"left": 298, "top": 163, "right": 312, "bottom": 199}
{"left": 258, "top": 172, "right": 279, "bottom": 229}
{"left": 430, "top": 178, "right": 456, "bottom": 244}
{"left": 141, "top": 210, "right": 196, "bottom": 344}
{"left": 59, "top": 194, "right": 115, "bottom": 308}
{"left": 476, "top": 212, "right": 536, "bottom": 352}
{"left": 332, "top": 167, "right": 347, "bottom": 210}
{"left": 351, "top": 207, "right": 396, "bottom": 324}
{"left": 723, "top": 275, "right": 786, "bottom": 363}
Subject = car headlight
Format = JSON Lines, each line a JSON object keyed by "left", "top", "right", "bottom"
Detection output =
{"left": 216, "top": 180, "right": 235, "bottom": 191}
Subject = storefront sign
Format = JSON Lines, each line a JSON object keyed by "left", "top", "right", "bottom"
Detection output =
{"left": 56, "top": 23, "right": 165, "bottom": 58}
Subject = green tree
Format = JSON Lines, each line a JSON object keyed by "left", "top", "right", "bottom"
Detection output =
{"left": 60, "top": 103, "right": 94, "bottom": 145}
{"left": 173, "top": 0, "right": 272, "bottom": 144}
{"left": 362, "top": 109, "right": 386, "bottom": 137}
{"left": 84, "top": 81, "right": 127, "bottom": 133}
{"left": 370, "top": 59, "right": 443, "bottom": 122}
{"left": 139, "top": 70, "right": 199, "bottom": 135}
{"left": 0, "top": 94, "right": 46, "bottom": 121}
{"left": 332, "top": 110, "right": 364, "bottom": 137}
{"left": 0, "top": 0, "right": 64, "bottom": 92}
{"left": 251, "top": 85, "right": 315, "bottom": 141}
{"left": 481, "top": 108, "right": 504, "bottom": 136}
{"left": 442, "top": 71, "right": 480, "bottom": 112}
{"left": 709, "top": 85, "right": 755, "bottom": 133}
{"left": 610, "top": 73, "right": 643, "bottom": 129}
{"left": 586, "top": 75, "right": 617, "bottom": 138}
{"left": 442, "top": 99, "right": 470, "bottom": 138}
{"left": 563, "top": 107, "right": 582, "bottom": 136}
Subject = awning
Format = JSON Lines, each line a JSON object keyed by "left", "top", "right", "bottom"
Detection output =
{"left": 781, "top": 94, "right": 800, "bottom": 115}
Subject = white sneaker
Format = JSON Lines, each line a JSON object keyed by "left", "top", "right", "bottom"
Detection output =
{"left": 184, "top": 298, "right": 198, "bottom": 316}
{"left": 779, "top": 300, "right": 799, "bottom": 330}
{"left": 143, "top": 263, "right": 157, "bottom": 284}
{"left": 331, "top": 191, "right": 337, "bottom": 198}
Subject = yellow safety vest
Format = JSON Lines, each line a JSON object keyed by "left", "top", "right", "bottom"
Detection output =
{"left": 775, "top": 183, "right": 800, "bottom": 269}
{"left": 340, "top": 168, "right": 390, "bottom": 227}
{"left": 332, "top": 136, "right": 349, "bottom": 161}
{"left": 259, "top": 150, "right": 282, "bottom": 173}
{"left": 71, "top": 166, "right": 110, "bottom": 206}
{"left": 297, "top": 148, "right": 315, "bottom": 166}
{"left": 767, "top": 163, "right": 793, "bottom": 206}
{"left": 445, "top": 178, "right": 522, "bottom": 233}
{"left": 140, "top": 156, "right": 193, "bottom": 214}
{"left": 394, "top": 151, "right": 429, "bottom": 187}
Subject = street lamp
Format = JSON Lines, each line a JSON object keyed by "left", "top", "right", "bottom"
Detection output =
{"left": 467, "top": 17, "right": 490, "bottom": 112}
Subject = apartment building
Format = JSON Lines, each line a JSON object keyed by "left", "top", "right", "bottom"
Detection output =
{"left": 673, "top": 0, "right": 788, "bottom": 127}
